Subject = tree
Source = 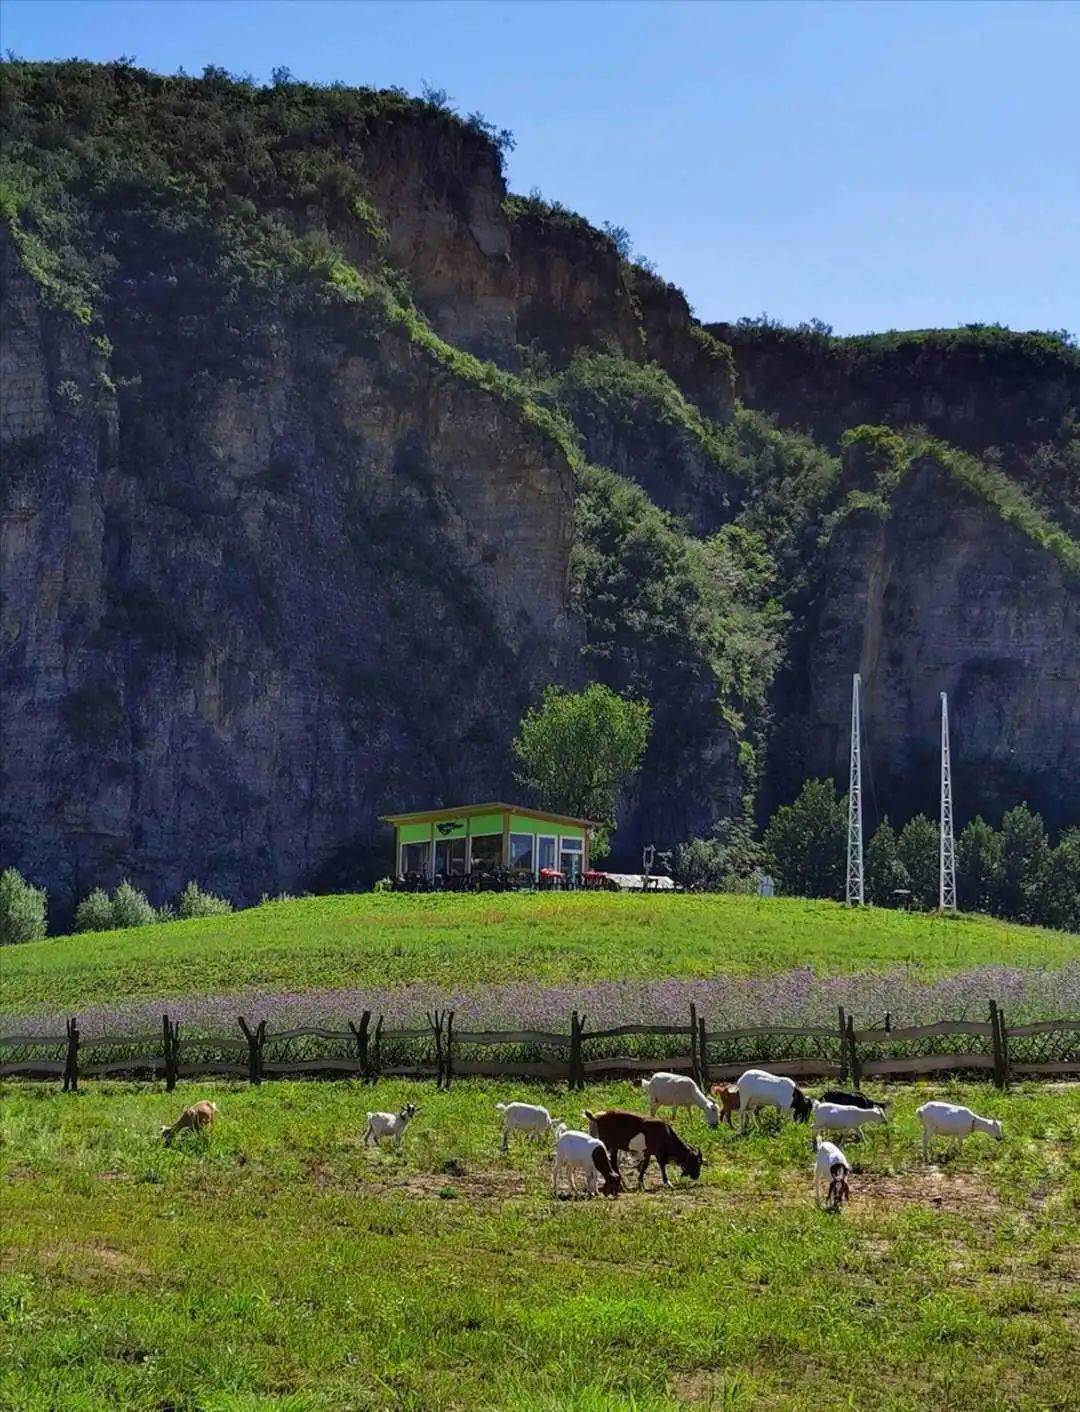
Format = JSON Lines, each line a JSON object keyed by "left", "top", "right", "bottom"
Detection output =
{"left": 897, "top": 815, "right": 939, "bottom": 909}
{"left": 762, "top": 778, "right": 846, "bottom": 899}
{"left": 74, "top": 880, "right": 158, "bottom": 932}
{"left": 177, "top": 880, "right": 233, "bottom": 919}
{"left": 957, "top": 816, "right": 1003, "bottom": 913}
{"left": 1027, "top": 828, "right": 1080, "bottom": 932}
{"left": 997, "top": 803, "right": 1050, "bottom": 920}
{"left": 866, "top": 818, "right": 909, "bottom": 907}
{"left": 0, "top": 868, "right": 47, "bottom": 944}
{"left": 512, "top": 683, "right": 651, "bottom": 860}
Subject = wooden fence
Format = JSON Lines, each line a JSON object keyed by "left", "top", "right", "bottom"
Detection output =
{"left": 1, "top": 1001, "right": 1077, "bottom": 1092}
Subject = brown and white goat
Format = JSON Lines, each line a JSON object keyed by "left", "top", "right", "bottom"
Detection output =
{"left": 161, "top": 1100, "right": 218, "bottom": 1146}
{"left": 585, "top": 1108, "right": 703, "bottom": 1189}
{"left": 709, "top": 1083, "right": 742, "bottom": 1127}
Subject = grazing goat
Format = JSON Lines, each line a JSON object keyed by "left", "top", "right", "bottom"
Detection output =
{"left": 495, "top": 1101, "right": 562, "bottom": 1152}
{"left": 161, "top": 1100, "right": 218, "bottom": 1146}
{"left": 916, "top": 1102, "right": 1003, "bottom": 1162}
{"left": 551, "top": 1129, "right": 622, "bottom": 1199}
{"left": 641, "top": 1072, "right": 719, "bottom": 1128}
{"left": 364, "top": 1103, "right": 419, "bottom": 1150}
{"left": 820, "top": 1088, "right": 890, "bottom": 1111}
{"left": 585, "top": 1108, "right": 702, "bottom": 1189}
{"left": 813, "top": 1140, "right": 851, "bottom": 1211}
{"left": 735, "top": 1069, "right": 815, "bottom": 1132}
{"left": 812, "top": 1101, "right": 887, "bottom": 1147}
{"left": 709, "top": 1083, "right": 742, "bottom": 1127}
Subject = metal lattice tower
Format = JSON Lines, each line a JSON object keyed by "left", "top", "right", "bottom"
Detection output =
{"left": 940, "top": 691, "right": 957, "bottom": 911}
{"left": 846, "top": 673, "right": 865, "bottom": 906}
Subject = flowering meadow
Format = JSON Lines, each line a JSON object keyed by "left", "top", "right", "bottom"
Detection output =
{"left": 6, "top": 961, "right": 1077, "bottom": 1040}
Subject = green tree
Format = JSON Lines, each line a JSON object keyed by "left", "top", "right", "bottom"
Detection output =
{"left": 957, "top": 816, "right": 1003, "bottom": 913}
{"left": 512, "top": 683, "right": 651, "bottom": 860}
{"left": 1027, "top": 828, "right": 1080, "bottom": 932}
{"left": 897, "top": 815, "right": 939, "bottom": 909}
{"left": 74, "top": 880, "right": 158, "bottom": 932}
{"left": 0, "top": 868, "right": 47, "bottom": 944}
{"left": 762, "top": 778, "right": 846, "bottom": 899}
{"left": 177, "top": 881, "right": 233, "bottom": 919}
{"left": 866, "top": 818, "right": 910, "bottom": 907}
{"left": 997, "top": 803, "right": 1050, "bottom": 920}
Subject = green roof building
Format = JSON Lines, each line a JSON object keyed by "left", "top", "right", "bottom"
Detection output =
{"left": 380, "top": 802, "right": 598, "bottom": 883}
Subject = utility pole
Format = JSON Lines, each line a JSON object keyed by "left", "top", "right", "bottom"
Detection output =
{"left": 846, "top": 673, "right": 864, "bottom": 906}
{"left": 940, "top": 691, "right": 957, "bottom": 911}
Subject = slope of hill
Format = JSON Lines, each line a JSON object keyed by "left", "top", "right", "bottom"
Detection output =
{"left": 2, "top": 60, "right": 1077, "bottom": 914}
{"left": 1, "top": 893, "right": 1075, "bottom": 1019}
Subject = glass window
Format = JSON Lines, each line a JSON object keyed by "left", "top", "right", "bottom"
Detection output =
{"left": 509, "top": 833, "right": 534, "bottom": 871}
{"left": 401, "top": 840, "right": 431, "bottom": 876}
{"left": 435, "top": 837, "right": 467, "bottom": 876}
{"left": 469, "top": 834, "right": 502, "bottom": 873}
{"left": 560, "top": 837, "right": 583, "bottom": 880}
{"left": 537, "top": 835, "right": 556, "bottom": 870}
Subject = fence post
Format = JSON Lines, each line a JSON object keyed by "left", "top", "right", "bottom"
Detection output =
{"left": 884, "top": 1011, "right": 891, "bottom": 1034}
{"left": 164, "top": 1014, "right": 180, "bottom": 1091}
{"left": 837, "top": 1007, "right": 848, "bottom": 1083}
{"left": 349, "top": 1011, "right": 371, "bottom": 1079}
{"left": 689, "top": 1004, "right": 700, "bottom": 1086}
{"left": 698, "top": 1013, "right": 709, "bottom": 1089}
{"left": 988, "top": 1000, "right": 1004, "bottom": 1088}
{"left": 568, "top": 1011, "right": 579, "bottom": 1091}
{"left": 371, "top": 1015, "right": 383, "bottom": 1083}
{"left": 63, "top": 1016, "right": 80, "bottom": 1093}
{"left": 238, "top": 1016, "right": 263, "bottom": 1086}
{"left": 997, "top": 1003, "right": 1010, "bottom": 1088}
{"left": 427, "top": 1010, "right": 437, "bottom": 1087}
{"left": 445, "top": 1010, "right": 454, "bottom": 1090}
{"left": 846, "top": 1015, "right": 861, "bottom": 1089}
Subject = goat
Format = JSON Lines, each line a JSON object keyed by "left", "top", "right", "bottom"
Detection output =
{"left": 812, "top": 1101, "right": 887, "bottom": 1147}
{"left": 364, "top": 1102, "right": 419, "bottom": 1150}
{"left": 813, "top": 1139, "right": 851, "bottom": 1211}
{"left": 735, "top": 1069, "right": 815, "bottom": 1132}
{"left": 551, "top": 1128, "right": 622, "bottom": 1198}
{"left": 916, "top": 1102, "right": 1003, "bottom": 1162}
{"left": 820, "top": 1088, "right": 891, "bottom": 1111}
{"left": 709, "top": 1083, "right": 742, "bottom": 1127}
{"left": 641, "top": 1072, "right": 719, "bottom": 1128}
{"left": 161, "top": 1100, "right": 218, "bottom": 1146}
{"left": 495, "top": 1101, "right": 561, "bottom": 1152}
{"left": 585, "top": 1108, "right": 702, "bottom": 1189}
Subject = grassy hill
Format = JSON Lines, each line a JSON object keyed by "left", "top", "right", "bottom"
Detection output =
{"left": 2, "top": 893, "right": 1075, "bottom": 1019}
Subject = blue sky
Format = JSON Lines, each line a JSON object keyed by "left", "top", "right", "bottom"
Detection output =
{"left": 5, "top": 0, "right": 1078, "bottom": 335}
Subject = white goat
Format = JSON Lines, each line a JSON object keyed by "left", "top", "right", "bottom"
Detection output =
{"left": 813, "top": 1140, "right": 851, "bottom": 1210}
{"left": 916, "top": 1102, "right": 1003, "bottom": 1161}
{"left": 364, "top": 1102, "right": 419, "bottom": 1150}
{"left": 495, "top": 1101, "right": 561, "bottom": 1152}
{"left": 735, "top": 1069, "right": 815, "bottom": 1132}
{"left": 812, "top": 1101, "right": 888, "bottom": 1146}
{"left": 551, "top": 1128, "right": 621, "bottom": 1199}
{"left": 641, "top": 1072, "right": 719, "bottom": 1127}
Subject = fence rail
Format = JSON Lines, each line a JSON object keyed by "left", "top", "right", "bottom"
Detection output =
{"left": 0, "top": 1001, "right": 1077, "bottom": 1092}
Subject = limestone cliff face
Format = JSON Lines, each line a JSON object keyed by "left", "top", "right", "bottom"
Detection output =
{"left": 1, "top": 230, "right": 578, "bottom": 914}
{"left": 782, "top": 459, "right": 1079, "bottom": 831}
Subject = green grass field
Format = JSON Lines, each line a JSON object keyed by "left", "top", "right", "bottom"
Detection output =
{"left": 3, "top": 893, "right": 1075, "bottom": 1016}
{"left": 2, "top": 1078, "right": 1077, "bottom": 1411}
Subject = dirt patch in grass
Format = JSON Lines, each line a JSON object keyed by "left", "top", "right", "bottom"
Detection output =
{"left": 37, "top": 1241, "right": 153, "bottom": 1279}
{"left": 858, "top": 1167, "right": 1003, "bottom": 1213}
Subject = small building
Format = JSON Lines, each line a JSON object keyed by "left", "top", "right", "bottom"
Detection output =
{"left": 380, "top": 802, "right": 598, "bottom": 883}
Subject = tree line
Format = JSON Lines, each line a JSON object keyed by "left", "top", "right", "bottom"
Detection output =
{"left": 757, "top": 778, "right": 1078, "bottom": 930}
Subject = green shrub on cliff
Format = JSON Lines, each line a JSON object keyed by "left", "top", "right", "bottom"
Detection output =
{"left": 74, "top": 881, "right": 158, "bottom": 933}
{"left": 177, "top": 881, "right": 234, "bottom": 920}
{"left": 0, "top": 869, "right": 47, "bottom": 945}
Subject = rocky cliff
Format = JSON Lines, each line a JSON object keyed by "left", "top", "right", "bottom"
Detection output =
{"left": 1, "top": 61, "right": 1077, "bottom": 917}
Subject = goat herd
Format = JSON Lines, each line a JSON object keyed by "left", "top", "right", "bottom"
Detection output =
{"left": 161, "top": 1067, "right": 1004, "bottom": 1214}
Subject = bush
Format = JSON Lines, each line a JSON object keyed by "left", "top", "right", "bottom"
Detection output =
{"left": 0, "top": 868, "right": 47, "bottom": 944}
{"left": 866, "top": 818, "right": 910, "bottom": 906}
{"left": 177, "top": 881, "right": 233, "bottom": 919}
{"left": 74, "top": 880, "right": 157, "bottom": 932}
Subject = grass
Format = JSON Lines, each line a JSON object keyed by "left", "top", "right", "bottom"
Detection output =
{"left": 1, "top": 1077, "right": 1077, "bottom": 1410}
{"left": 2, "top": 894, "right": 1076, "bottom": 1018}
